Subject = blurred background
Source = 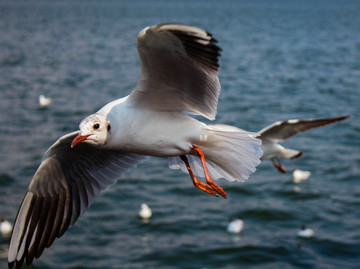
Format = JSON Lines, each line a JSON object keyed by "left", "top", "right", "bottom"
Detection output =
{"left": 0, "top": 0, "right": 359, "bottom": 268}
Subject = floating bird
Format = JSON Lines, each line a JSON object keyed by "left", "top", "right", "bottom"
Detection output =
{"left": 297, "top": 225, "right": 314, "bottom": 238}
{"left": 258, "top": 115, "right": 350, "bottom": 173}
{"left": 293, "top": 168, "right": 311, "bottom": 183}
{"left": 8, "top": 23, "right": 262, "bottom": 268}
{"left": 138, "top": 203, "right": 152, "bottom": 219}
{"left": 0, "top": 217, "right": 12, "bottom": 237}
{"left": 39, "top": 94, "right": 52, "bottom": 108}
{"left": 227, "top": 218, "right": 244, "bottom": 234}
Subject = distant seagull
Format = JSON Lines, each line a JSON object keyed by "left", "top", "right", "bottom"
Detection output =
{"left": 138, "top": 203, "right": 152, "bottom": 219}
{"left": 8, "top": 23, "right": 262, "bottom": 268}
{"left": 297, "top": 225, "right": 314, "bottom": 238}
{"left": 293, "top": 168, "right": 311, "bottom": 183}
{"left": 39, "top": 94, "right": 52, "bottom": 107}
{"left": 0, "top": 217, "right": 12, "bottom": 237}
{"left": 259, "top": 115, "right": 350, "bottom": 173}
{"left": 227, "top": 218, "right": 244, "bottom": 234}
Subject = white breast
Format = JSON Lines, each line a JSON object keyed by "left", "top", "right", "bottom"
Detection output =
{"left": 103, "top": 101, "right": 207, "bottom": 157}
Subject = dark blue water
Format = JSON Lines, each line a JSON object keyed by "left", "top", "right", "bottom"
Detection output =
{"left": 1, "top": 0, "right": 359, "bottom": 268}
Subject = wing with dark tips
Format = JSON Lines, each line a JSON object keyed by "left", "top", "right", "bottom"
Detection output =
{"left": 259, "top": 115, "right": 350, "bottom": 141}
{"left": 8, "top": 131, "right": 147, "bottom": 268}
{"left": 129, "top": 23, "right": 222, "bottom": 120}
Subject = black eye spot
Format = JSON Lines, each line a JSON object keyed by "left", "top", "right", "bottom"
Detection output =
{"left": 93, "top": 123, "right": 100, "bottom": 130}
{"left": 107, "top": 124, "right": 111, "bottom": 132}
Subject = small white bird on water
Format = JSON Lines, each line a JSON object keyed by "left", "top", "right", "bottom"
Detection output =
{"left": 8, "top": 23, "right": 262, "bottom": 268}
{"left": 297, "top": 225, "right": 314, "bottom": 238}
{"left": 293, "top": 168, "right": 311, "bottom": 183}
{"left": 138, "top": 203, "right": 152, "bottom": 219}
{"left": 0, "top": 217, "right": 12, "bottom": 237}
{"left": 227, "top": 218, "right": 244, "bottom": 234}
{"left": 39, "top": 94, "right": 52, "bottom": 107}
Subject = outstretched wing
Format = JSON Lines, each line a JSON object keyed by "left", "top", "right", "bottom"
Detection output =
{"left": 259, "top": 115, "right": 350, "bottom": 141}
{"left": 8, "top": 132, "right": 146, "bottom": 268}
{"left": 129, "top": 23, "right": 222, "bottom": 120}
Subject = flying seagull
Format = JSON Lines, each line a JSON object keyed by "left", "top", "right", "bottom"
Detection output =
{"left": 209, "top": 115, "right": 349, "bottom": 173}
{"left": 259, "top": 115, "right": 350, "bottom": 173}
{"left": 8, "top": 23, "right": 262, "bottom": 268}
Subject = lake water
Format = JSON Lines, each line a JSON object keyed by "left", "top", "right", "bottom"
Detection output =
{"left": 0, "top": 0, "right": 359, "bottom": 268}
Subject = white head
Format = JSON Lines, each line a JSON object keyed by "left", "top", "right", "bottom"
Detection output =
{"left": 71, "top": 113, "right": 111, "bottom": 148}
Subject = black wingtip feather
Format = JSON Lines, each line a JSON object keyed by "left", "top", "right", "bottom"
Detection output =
{"left": 10, "top": 192, "right": 37, "bottom": 268}
{"left": 16, "top": 257, "right": 24, "bottom": 269}
{"left": 47, "top": 193, "right": 65, "bottom": 247}
{"left": 24, "top": 195, "right": 44, "bottom": 264}
{"left": 8, "top": 261, "right": 15, "bottom": 269}
{"left": 36, "top": 196, "right": 59, "bottom": 258}
{"left": 169, "top": 30, "right": 221, "bottom": 71}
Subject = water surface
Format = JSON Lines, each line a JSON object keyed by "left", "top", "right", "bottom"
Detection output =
{"left": 0, "top": 1, "right": 359, "bottom": 268}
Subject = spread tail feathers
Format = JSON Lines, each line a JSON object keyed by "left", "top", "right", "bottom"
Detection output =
{"left": 168, "top": 124, "right": 263, "bottom": 182}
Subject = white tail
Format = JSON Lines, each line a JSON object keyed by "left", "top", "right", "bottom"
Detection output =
{"left": 168, "top": 124, "right": 262, "bottom": 182}
{"left": 280, "top": 148, "right": 303, "bottom": 159}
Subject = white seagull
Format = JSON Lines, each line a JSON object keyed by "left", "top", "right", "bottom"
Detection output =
{"left": 39, "top": 94, "right": 52, "bottom": 108}
{"left": 297, "top": 225, "right": 314, "bottom": 238}
{"left": 258, "top": 115, "right": 350, "bottom": 173}
{"left": 293, "top": 168, "right": 311, "bottom": 183}
{"left": 8, "top": 23, "right": 262, "bottom": 268}
{"left": 138, "top": 203, "right": 152, "bottom": 219}
{"left": 1, "top": 217, "right": 13, "bottom": 237}
{"left": 227, "top": 218, "right": 244, "bottom": 234}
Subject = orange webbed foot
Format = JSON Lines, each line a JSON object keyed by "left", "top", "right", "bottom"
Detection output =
{"left": 271, "top": 157, "right": 287, "bottom": 173}
{"left": 192, "top": 145, "right": 228, "bottom": 199}
{"left": 207, "top": 181, "right": 227, "bottom": 199}
{"left": 193, "top": 178, "right": 219, "bottom": 197}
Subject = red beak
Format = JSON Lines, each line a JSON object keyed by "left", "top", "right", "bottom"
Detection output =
{"left": 71, "top": 134, "right": 91, "bottom": 148}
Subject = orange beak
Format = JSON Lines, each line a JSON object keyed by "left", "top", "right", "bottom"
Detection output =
{"left": 71, "top": 134, "right": 91, "bottom": 148}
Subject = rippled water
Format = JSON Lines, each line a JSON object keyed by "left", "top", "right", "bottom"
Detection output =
{"left": 0, "top": 0, "right": 359, "bottom": 268}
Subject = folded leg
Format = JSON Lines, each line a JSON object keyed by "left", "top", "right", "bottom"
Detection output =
{"left": 271, "top": 157, "right": 287, "bottom": 173}
{"left": 192, "top": 146, "right": 227, "bottom": 198}
{"left": 180, "top": 155, "right": 218, "bottom": 197}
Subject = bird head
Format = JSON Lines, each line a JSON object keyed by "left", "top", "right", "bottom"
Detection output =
{"left": 71, "top": 113, "right": 111, "bottom": 148}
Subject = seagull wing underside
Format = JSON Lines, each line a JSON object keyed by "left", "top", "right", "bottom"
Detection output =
{"left": 129, "top": 23, "right": 222, "bottom": 120}
{"left": 8, "top": 132, "right": 146, "bottom": 268}
{"left": 259, "top": 115, "right": 350, "bottom": 141}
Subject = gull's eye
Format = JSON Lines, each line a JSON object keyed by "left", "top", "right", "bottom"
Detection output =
{"left": 93, "top": 123, "right": 100, "bottom": 130}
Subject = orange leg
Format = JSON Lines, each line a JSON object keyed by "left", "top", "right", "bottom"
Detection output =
{"left": 271, "top": 157, "right": 287, "bottom": 173}
{"left": 192, "top": 146, "right": 227, "bottom": 199}
{"left": 180, "top": 155, "right": 218, "bottom": 197}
